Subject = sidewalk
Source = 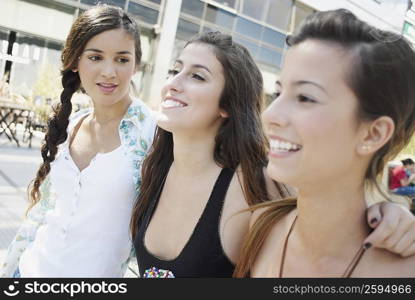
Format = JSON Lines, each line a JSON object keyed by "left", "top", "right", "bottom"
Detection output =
{"left": 0, "top": 131, "right": 137, "bottom": 277}
{"left": 0, "top": 132, "right": 43, "bottom": 266}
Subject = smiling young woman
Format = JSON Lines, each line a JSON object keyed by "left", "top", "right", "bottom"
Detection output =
{"left": 234, "top": 9, "right": 415, "bottom": 278}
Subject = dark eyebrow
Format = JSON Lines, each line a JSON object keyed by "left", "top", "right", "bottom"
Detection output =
{"left": 276, "top": 80, "right": 328, "bottom": 95}
{"left": 83, "top": 48, "right": 133, "bottom": 55}
{"left": 175, "top": 59, "right": 212, "bottom": 74}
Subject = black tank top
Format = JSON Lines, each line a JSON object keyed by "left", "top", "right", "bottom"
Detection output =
{"left": 134, "top": 168, "right": 235, "bottom": 278}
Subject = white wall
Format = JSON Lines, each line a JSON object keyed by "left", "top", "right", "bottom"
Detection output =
{"left": 300, "top": 0, "right": 408, "bottom": 32}
{"left": 0, "top": 0, "right": 73, "bottom": 42}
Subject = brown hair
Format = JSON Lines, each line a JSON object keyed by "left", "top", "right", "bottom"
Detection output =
{"left": 234, "top": 9, "right": 415, "bottom": 277}
{"left": 130, "top": 31, "right": 292, "bottom": 239}
{"left": 29, "top": 5, "right": 142, "bottom": 207}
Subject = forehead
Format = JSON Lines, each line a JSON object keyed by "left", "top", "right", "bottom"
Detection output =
{"left": 281, "top": 39, "right": 353, "bottom": 87}
{"left": 84, "top": 28, "right": 135, "bottom": 51}
{"left": 178, "top": 43, "right": 223, "bottom": 73}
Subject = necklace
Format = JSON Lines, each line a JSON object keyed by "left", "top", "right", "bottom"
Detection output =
{"left": 279, "top": 216, "right": 367, "bottom": 278}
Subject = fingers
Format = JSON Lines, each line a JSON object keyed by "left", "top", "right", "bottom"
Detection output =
{"left": 390, "top": 226, "right": 415, "bottom": 257}
{"left": 366, "top": 202, "right": 415, "bottom": 257}
{"left": 381, "top": 218, "right": 413, "bottom": 254}
{"left": 364, "top": 202, "right": 401, "bottom": 248}
{"left": 366, "top": 202, "right": 383, "bottom": 229}
{"left": 400, "top": 240, "right": 415, "bottom": 257}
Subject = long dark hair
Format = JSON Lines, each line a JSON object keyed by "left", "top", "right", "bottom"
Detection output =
{"left": 29, "top": 5, "right": 142, "bottom": 207}
{"left": 234, "top": 9, "right": 415, "bottom": 277}
{"left": 130, "top": 31, "right": 292, "bottom": 239}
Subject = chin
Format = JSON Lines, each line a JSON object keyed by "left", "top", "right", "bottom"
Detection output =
{"left": 266, "top": 163, "right": 296, "bottom": 186}
{"left": 156, "top": 114, "right": 175, "bottom": 133}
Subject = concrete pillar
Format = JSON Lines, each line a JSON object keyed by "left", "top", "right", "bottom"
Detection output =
{"left": 147, "top": 0, "right": 182, "bottom": 109}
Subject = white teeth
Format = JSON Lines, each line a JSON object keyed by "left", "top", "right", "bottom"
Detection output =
{"left": 269, "top": 139, "right": 301, "bottom": 152}
{"left": 99, "top": 83, "right": 116, "bottom": 87}
{"left": 162, "top": 99, "right": 185, "bottom": 108}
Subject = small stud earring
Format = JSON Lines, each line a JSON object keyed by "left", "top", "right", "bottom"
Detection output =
{"left": 362, "top": 145, "right": 371, "bottom": 151}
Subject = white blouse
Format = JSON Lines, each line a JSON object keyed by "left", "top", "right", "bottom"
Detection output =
{"left": 19, "top": 111, "right": 136, "bottom": 277}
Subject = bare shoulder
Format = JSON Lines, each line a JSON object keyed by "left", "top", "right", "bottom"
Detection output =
{"left": 250, "top": 209, "right": 297, "bottom": 277}
{"left": 219, "top": 166, "right": 250, "bottom": 264}
{"left": 359, "top": 248, "right": 415, "bottom": 277}
{"left": 250, "top": 206, "right": 269, "bottom": 228}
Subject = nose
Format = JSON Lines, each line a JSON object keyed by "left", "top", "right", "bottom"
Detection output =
{"left": 262, "top": 94, "right": 290, "bottom": 128}
{"left": 162, "top": 71, "right": 183, "bottom": 95}
{"left": 101, "top": 61, "right": 116, "bottom": 79}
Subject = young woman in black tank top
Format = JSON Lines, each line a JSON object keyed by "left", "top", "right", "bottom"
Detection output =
{"left": 131, "top": 32, "right": 415, "bottom": 278}
{"left": 131, "top": 32, "right": 287, "bottom": 277}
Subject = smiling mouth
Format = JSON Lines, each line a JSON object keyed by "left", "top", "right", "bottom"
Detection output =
{"left": 269, "top": 139, "right": 302, "bottom": 153}
{"left": 161, "top": 99, "right": 187, "bottom": 109}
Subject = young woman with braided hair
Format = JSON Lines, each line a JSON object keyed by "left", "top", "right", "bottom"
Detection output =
{"left": 1, "top": 5, "right": 155, "bottom": 277}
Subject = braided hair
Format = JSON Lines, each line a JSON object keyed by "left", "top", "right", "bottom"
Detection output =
{"left": 29, "top": 5, "right": 142, "bottom": 207}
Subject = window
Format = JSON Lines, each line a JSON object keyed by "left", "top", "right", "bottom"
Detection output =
{"left": 81, "top": 0, "right": 126, "bottom": 8}
{"left": 128, "top": 2, "right": 159, "bottom": 25}
{"left": 241, "top": 0, "right": 266, "bottom": 21}
{"left": 205, "top": 4, "right": 236, "bottom": 29}
{"left": 293, "top": 3, "right": 314, "bottom": 31}
{"left": 181, "top": 0, "right": 204, "bottom": 18}
{"left": 258, "top": 46, "right": 282, "bottom": 67}
{"left": 233, "top": 36, "right": 259, "bottom": 58}
{"left": 211, "top": 0, "right": 237, "bottom": 9}
{"left": 177, "top": 19, "right": 200, "bottom": 40}
{"left": 235, "top": 17, "right": 262, "bottom": 39}
{"left": 262, "top": 27, "right": 286, "bottom": 49}
{"left": 266, "top": 0, "right": 292, "bottom": 31}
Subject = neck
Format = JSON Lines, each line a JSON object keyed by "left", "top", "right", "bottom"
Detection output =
{"left": 91, "top": 98, "right": 131, "bottom": 125}
{"left": 294, "top": 178, "right": 370, "bottom": 259}
{"left": 171, "top": 131, "right": 219, "bottom": 176}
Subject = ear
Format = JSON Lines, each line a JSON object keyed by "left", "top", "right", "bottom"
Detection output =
{"left": 356, "top": 116, "right": 395, "bottom": 155}
{"left": 219, "top": 110, "right": 229, "bottom": 118}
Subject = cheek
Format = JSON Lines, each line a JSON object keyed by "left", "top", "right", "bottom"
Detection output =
{"left": 119, "top": 67, "right": 135, "bottom": 82}
{"left": 301, "top": 114, "right": 358, "bottom": 165}
{"left": 78, "top": 64, "right": 97, "bottom": 83}
{"left": 160, "top": 85, "right": 168, "bottom": 98}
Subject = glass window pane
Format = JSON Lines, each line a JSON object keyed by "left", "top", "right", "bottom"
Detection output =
{"left": 242, "top": 0, "right": 266, "bottom": 21}
{"left": 235, "top": 17, "right": 262, "bottom": 39}
{"left": 202, "top": 26, "right": 215, "bottom": 33}
{"left": 205, "top": 5, "right": 235, "bottom": 29}
{"left": 211, "top": 0, "right": 236, "bottom": 9}
{"left": 262, "top": 27, "right": 286, "bottom": 49}
{"left": 128, "top": 2, "right": 159, "bottom": 25}
{"left": 177, "top": 19, "right": 200, "bottom": 40}
{"left": 266, "top": 0, "right": 293, "bottom": 31}
{"left": 181, "top": 0, "right": 204, "bottom": 18}
{"left": 233, "top": 36, "right": 259, "bottom": 58}
{"left": 16, "top": 35, "right": 45, "bottom": 49}
{"left": 258, "top": 46, "right": 282, "bottom": 67}
{"left": 81, "top": 0, "right": 126, "bottom": 8}
{"left": 293, "top": 3, "right": 314, "bottom": 30}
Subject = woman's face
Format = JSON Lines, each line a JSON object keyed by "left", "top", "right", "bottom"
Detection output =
{"left": 77, "top": 28, "right": 136, "bottom": 107}
{"left": 262, "top": 39, "right": 366, "bottom": 188}
{"left": 158, "top": 43, "right": 227, "bottom": 135}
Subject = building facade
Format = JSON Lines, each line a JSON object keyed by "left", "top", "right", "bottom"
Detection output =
{"left": 0, "top": 0, "right": 411, "bottom": 108}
